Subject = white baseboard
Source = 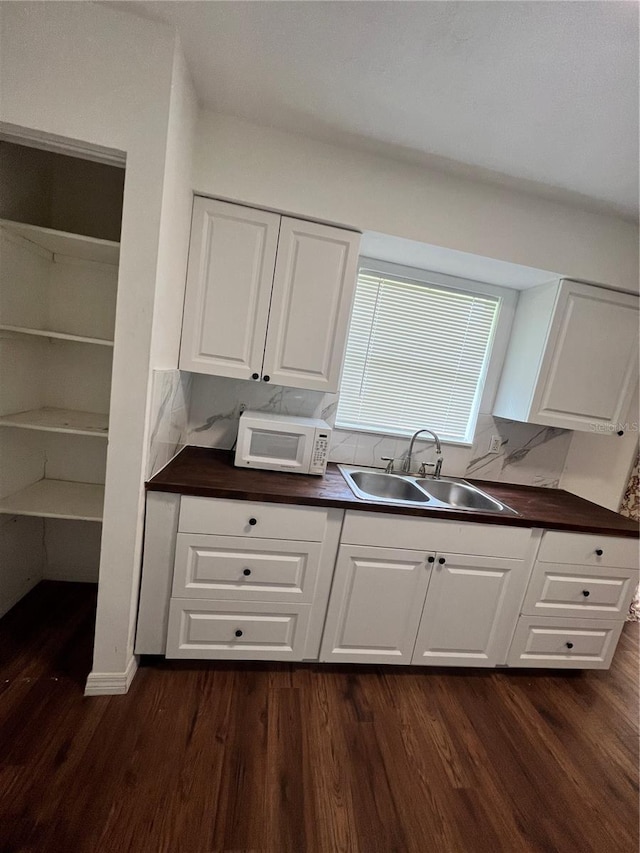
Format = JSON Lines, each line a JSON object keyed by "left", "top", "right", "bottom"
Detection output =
{"left": 84, "top": 655, "right": 138, "bottom": 696}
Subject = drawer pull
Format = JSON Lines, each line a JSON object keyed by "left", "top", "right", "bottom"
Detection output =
{"left": 582, "top": 590, "right": 590, "bottom": 597}
{"left": 595, "top": 548, "right": 603, "bottom": 556}
{"left": 235, "top": 629, "right": 243, "bottom": 638}
{"left": 248, "top": 518, "right": 257, "bottom": 526}
{"left": 565, "top": 642, "right": 574, "bottom": 649}
{"left": 438, "top": 557, "right": 446, "bottom": 565}
{"left": 243, "top": 568, "right": 252, "bottom": 576}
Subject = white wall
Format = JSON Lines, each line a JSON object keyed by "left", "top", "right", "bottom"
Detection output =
{"left": 194, "top": 112, "right": 638, "bottom": 295}
{"left": 0, "top": 2, "right": 178, "bottom": 689}
{"left": 149, "top": 43, "right": 198, "bottom": 370}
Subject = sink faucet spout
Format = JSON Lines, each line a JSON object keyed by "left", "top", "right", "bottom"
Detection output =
{"left": 402, "top": 428, "right": 443, "bottom": 477}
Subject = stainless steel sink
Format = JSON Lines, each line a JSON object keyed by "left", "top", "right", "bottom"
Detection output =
{"left": 348, "top": 470, "right": 431, "bottom": 503}
{"left": 416, "top": 478, "right": 516, "bottom": 514}
{"left": 339, "top": 466, "right": 517, "bottom": 514}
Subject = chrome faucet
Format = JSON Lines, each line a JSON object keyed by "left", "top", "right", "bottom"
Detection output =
{"left": 402, "top": 428, "right": 443, "bottom": 478}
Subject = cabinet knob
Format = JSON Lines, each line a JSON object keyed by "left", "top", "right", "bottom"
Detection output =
{"left": 438, "top": 557, "right": 446, "bottom": 565}
{"left": 617, "top": 430, "right": 624, "bottom": 436}
{"left": 427, "top": 556, "right": 435, "bottom": 563}
{"left": 249, "top": 517, "right": 257, "bottom": 526}
{"left": 243, "top": 568, "right": 252, "bottom": 576}
{"left": 565, "top": 642, "right": 574, "bottom": 649}
{"left": 262, "top": 375, "right": 270, "bottom": 382}
{"left": 582, "top": 589, "right": 590, "bottom": 597}
{"left": 251, "top": 372, "right": 260, "bottom": 380}
{"left": 235, "top": 629, "right": 243, "bottom": 638}
{"left": 595, "top": 548, "right": 603, "bottom": 557}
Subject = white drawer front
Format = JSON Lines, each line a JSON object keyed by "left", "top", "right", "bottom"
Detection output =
{"left": 507, "top": 616, "right": 623, "bottom": 669}
{"left": 166, "top": 599, "right": 311, "bottom": 660}
{"left": 341, "top": 511, "right": 530, "bottom": 558}
{"left": 172, "top": 534, "right": 321, "bottom": 602}
{"left": 179, "top": 496, "right": 327, "bottom": 541}
{"left": 537, "top": 531, "right": 638, "bottom": 569}
{"left": 522, "top": 562, "right": 637, "bottom": 620}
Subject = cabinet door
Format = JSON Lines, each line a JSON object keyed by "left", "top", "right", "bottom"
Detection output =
{"left": 179, "top": 197, "right": 279, "bottom": 380}
{"left": 412, "top": 554, "right": 527, "bottom": 667}
{"left": 531, "top": 281, "right": 639, "bottom": 430}
{"left": 262, "top": 218, "right": 360, "bottom": 392}
{"left": 320, "top": 545, "right": 432, "bottom": 664}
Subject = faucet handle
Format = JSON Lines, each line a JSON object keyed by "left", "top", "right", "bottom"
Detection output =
{"left": 418, "top": 462, "right": 435, "bottom": 477}
{"left": 380, "top": 456, "right": 395, "bottom": 473}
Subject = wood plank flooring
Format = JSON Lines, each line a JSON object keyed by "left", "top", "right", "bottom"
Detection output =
{"left": 1, "top": 581, "right": 638, "bottom": 853}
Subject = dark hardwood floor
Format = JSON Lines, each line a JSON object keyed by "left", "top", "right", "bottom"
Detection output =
{"left": 1, "top": 581, "right": 638, "bottom": 853}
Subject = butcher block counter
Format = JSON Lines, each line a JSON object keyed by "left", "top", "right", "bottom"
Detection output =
{"left": 147, "top": 446, "right": 638, "bottom": 538}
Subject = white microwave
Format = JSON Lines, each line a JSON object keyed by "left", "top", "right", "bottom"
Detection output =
{"left": 235, "top": 411, "right": 332, "bottom": 475}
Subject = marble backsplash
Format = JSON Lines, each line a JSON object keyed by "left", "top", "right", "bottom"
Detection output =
{"left": 185, "top": 374, "right": 572, "bottom": 487}
{"left": 147, "top": 370, "right": 192, "bottom": 478}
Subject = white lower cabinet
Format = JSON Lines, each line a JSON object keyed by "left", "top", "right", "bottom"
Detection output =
{"left": 172, "top": 533, "right": 322, "bottom": 603}
{"left": 143, "top": 494, "right": 636, "bottom": 673}
{"left": 506, "top": 530, "right": 638, "bottom": 669}
{"left": 507, "top": 615, "right": 624, "bottom": 669}
{"left": 319, "top": 545, "right": 432, "bottom": 664}
{"left": 320, "top": 513, "right": 531, "bottom": 667}
{"left": 412, "top": 554, "right": 528, "bottom": 667}
{"left": 166, "top": 599, "right": 311, "bottom": 660}
{"left": 162, "top": 499, "right": 343, "bottom": 661}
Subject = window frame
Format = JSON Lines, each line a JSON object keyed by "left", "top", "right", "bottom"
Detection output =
{"left": 335, "top": 257, "right": 518, "bottom": 446}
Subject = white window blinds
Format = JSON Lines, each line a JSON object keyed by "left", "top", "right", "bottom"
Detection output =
{"left": 336, "top": 270, "right": 501, "bottom": 443}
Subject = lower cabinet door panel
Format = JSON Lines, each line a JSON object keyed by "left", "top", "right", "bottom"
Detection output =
{"left": 166, "top": 598, "right": 311, "bottom": 660}
{"left": 521, "top": 562, "right": 638, "bottom": 620}
{"left": 412, "top": 554, "right": 527, "bottom": 667}
{"left": 320, "top": 545, "right": 431, "bottom": 664}
{"left": 172, "top": 533, "right": 321, "bottom": 602}
{"left": 507, "top": 615, "right": 624, "bottom": 669}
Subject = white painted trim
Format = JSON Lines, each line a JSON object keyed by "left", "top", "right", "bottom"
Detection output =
{"left": 0, "top": 121, "right": 126, "bottom": 167}
{"left": 84, "top": 655, "right": 138, "bottom": 696}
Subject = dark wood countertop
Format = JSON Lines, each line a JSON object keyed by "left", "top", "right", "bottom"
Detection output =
{"left": 147, "top": 446, "right": 639, "bottom": 538}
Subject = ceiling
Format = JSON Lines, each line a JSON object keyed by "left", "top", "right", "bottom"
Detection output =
{"left": 113, "top": 1, "right": 639, "bottom": 220}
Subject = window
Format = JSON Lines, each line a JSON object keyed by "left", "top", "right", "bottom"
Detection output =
{"left": 336, "top": 261, "right": 511, "bottom": 444}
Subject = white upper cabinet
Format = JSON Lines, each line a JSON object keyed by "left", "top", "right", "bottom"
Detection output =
{"left": 179, "top": 198, "right": 279, "bottom": 381}
{"left": 263, "top": 218, "right": 360, "bottom": 391}
{"left": 493, "top": 280, "right": 639, "bottom": 432}
{"left": 179, "top": 198, "right": 361, "bottom": 392}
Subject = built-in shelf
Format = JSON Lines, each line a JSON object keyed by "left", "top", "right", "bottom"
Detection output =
{"left": 0, "top": 407, "right": 109, "bottom": 437}
{"left": 0, "top": 479, "right": 104, "bottom": 522}
{"left": 0, "top": 325, "right": 114, "bottom": 347}
{"left": 0, "top": 218, "right": 120, "bottom": 265}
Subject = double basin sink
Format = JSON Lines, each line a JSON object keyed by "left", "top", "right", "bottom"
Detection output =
{"left": 339, "top": 466, "right": 517, "bottom": 515}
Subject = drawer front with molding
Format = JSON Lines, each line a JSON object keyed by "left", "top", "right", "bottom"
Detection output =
{"left": 522, "top": 562, "right": 637, "bottom": 620}
{"left": 166, "top": 598, "right": 311, "bottom": 660}
{"left": 507, "top": 616, "right": 623, "bottom": 669}
{"left": 537, "top": 531, "right": 638, "bottom": 569}
{"left": 341, "top": 511, "right": 530, "bottom": 558}
{"left": 179, "top": 496, "right": 327, "bottom": 541}
{"left": 172, "top": 533, "right": 321, "bottom": 602}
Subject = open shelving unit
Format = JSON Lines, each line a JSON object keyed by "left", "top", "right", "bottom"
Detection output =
{"left": 0, "top": 324, "right": 114, "bottom": 346}
{"left": 0, "top": 217, "right": 118, "bottom": 529}
{"left": 0, "top": 407, "right": 109, "bottom": 437}
{"left": 0, "top": 479, "right": 104, "bottom": 522}
{"left": 0, "top": 218, "right": 120, "bottom": 265}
